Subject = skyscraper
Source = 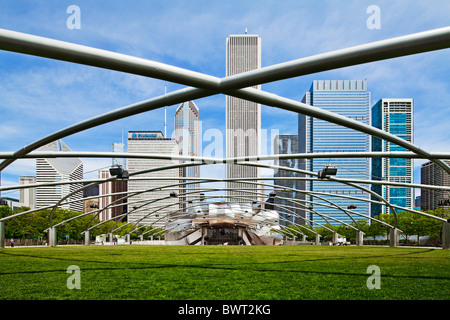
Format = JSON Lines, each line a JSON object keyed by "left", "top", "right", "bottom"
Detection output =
{"left": 112, "top": 142, "right": 127, "bottom": 169}
{"left": 127, "top": 131, "right": 179, "bottom": 227}
{"left": 174, "top": 101, "right": 201, "bottom": 205}
{"left": 299, "top": 80, "right": 371, "bottom": 225}
{"left": 35, "top": 140, "right": 84, "bottom": 212}
{"left": 274, "top": 134, "right": 305, "bottom": 226}
{"left": 225, "top": 33, "right": 261, "bottom": 202}
{"left": 19, "top": 176, "right": 35, "bottom": 209}
{"left": 420, "top": 160, "right": 450, "bottom": 211}
{"left": 372, "top": 98, "right": 414, "bottom": 215}
{"left": 98, "top": 170, "right": 128, "bottom": 222}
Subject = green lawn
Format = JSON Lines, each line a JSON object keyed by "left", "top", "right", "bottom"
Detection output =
{"left": 0, "top": 245, "right": 449, "bottom": 300}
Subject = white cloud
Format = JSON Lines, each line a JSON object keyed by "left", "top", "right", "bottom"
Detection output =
{"left": 2, "top": 159, "right": 35, "bottom": 177}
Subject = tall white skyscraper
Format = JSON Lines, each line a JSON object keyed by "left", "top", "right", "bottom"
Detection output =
{"left": 127, "top": 131, "right": 179, "bottom": 227}
{"left": 35, "top": 140, "right": 84, "bottom": 212}
{"left": 174, "top": 101, "right": 201, "bottom": 204}
{"left": 225, "top": 33, "right": 261, "bottom": 202}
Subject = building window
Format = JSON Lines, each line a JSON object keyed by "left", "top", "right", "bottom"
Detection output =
{"left": 390, "top": 125, "right": 407, "bottom": 135}
{"left": 390, "top": 113, "right": 407, "bottom": 123}
{"left": 390, "top": 167, "right": 407, "bottom": 177}
{"left": 390, "top": 158, "right": 407, "bottom": 166}
{"left": 390, "top": 188, "right": 407, "bottom": 197}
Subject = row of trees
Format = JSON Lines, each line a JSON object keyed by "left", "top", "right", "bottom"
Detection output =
{"left": 0, "top": 206, "right": 165, "bottom": 242}
{"left": 283, "top": 209, "right": 449, "bottom": 245}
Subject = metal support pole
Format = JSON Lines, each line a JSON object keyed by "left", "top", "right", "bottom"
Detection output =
{"left": 201, "top": 226, "right": 207, "bottom": 245}
{"left": 356, "top": 231, "right": 364, "bottom": 246}
{"left": 108, "top": 233, "right": 113, "bottom": 243}
{"left": 332, "top": 232, "right": 339, "bottom": 244}
{"left": 315, "top": 234, "right": 321, "bottom": 245}
{"left": 390, "top": 228, "right": 399, "bottom": 247}
{"left": 48, "top": 227, "right": 57, "bottom": 247}
{"left": 0, "top": 221, "right": 5, "bottom": 248}
{"left": 84, "top": 231, "right": 90, "bottom": 246}
{"left": 442, "top": 221, "right": 450, "bottom": 249}
{"left": 302, "top": 234, "right": 307, "bottom": 242}
{"left": 238, "top": 227, "right": 243, "bottom": 245}
{"left": 126, "top": 234, "right": 130, "bottom": 243}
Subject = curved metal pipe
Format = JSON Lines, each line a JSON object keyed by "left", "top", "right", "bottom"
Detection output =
{"left": 0, "top": 27, "right": 449, "bottom": 174}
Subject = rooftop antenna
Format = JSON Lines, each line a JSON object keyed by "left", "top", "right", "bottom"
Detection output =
{"left": 164, "top": 82, "right": 167, "bottom": 137}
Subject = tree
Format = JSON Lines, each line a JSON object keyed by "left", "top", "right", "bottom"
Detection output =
{"left": 396, "top": 211, "right": 415, "bottom": 243}
{"left": 366, "top": 217, "right": 386, "bottom": 240}
{"left": 0, "top": 206, "right": 13, "bottom": 219}
{"left": 417, "top": 209, "right": 446, "bottom": 245}
{"left": 317, "top": 224, "right": 334, "bottom": 241}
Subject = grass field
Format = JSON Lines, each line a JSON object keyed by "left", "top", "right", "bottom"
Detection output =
{"left": 0, "top": 245, "right": 449, "bottom": 300}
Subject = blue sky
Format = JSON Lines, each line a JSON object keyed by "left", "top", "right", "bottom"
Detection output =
{"left": 0, "top": 0, "right": 449, "bottom": 198}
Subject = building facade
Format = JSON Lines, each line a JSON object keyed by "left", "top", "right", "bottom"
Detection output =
{"left": 127, "top": 131, "right": 179, "bottom": 227}
{"left": 299, "top": 80, "right": 371, "bottom": 225}
{"left": 83, "top": 183, "right": 99, "bottom": 215}
{"left": 421, "top": 160, "right": 450, "bottom": 211}
{"left": 371, "top": 98, "right": 414, "bottom": 215}
{"left": 273, "top": 135, "right": 305, "bottom": 226}
{"left": 174, "top": 101, "right": 201, "bottom": 205}
{"left": 35, "top": 140, "right": 84, "bottom": 212}
{"left": 225, "top": 33, "right": 261, "bottom": 202}
{"left": 19, "top": 176, "right": 36, "bottom": 209}
{"left": 98, "top": 170, "right": 128, "bottom": 222}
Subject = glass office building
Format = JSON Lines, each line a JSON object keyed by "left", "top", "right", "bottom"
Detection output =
{"left": 273, "top": 134, "right": 306, "bottom": 226}
{"left": 174, "top": 101, "right": 201, "bottom": 205}
{"left": 371, "top": 98, "right": 414, "bottom": 215}
{"left": 299, "top": 80, "right": 371, "bottom": 225}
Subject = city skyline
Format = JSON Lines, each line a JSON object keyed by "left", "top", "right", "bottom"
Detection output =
{"left": 0, "top": 1, "right": 449, "bottom": 205}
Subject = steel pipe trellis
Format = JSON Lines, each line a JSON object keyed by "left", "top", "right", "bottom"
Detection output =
{"left": 0, "top": 26, "right": 449, "bottom": 242}
{"left": 0, "top": 27, "right": 449, "bottom": 174}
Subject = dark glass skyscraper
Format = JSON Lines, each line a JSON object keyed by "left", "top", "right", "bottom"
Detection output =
{"left": 274, "top": 134, "right": 305, "bottom": 226}
{"left": 371, "top": 98, "right": 414, "bottom": 215}
{"left": 421, "top": 160, "right": 450, "bottom": 211}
